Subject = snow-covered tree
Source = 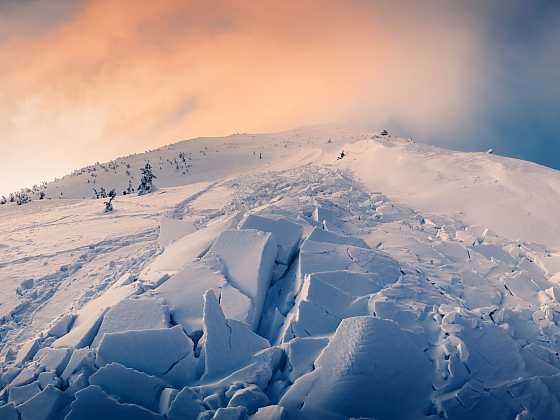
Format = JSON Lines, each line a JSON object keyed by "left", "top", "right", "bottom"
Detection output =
{"left": 15, "top": 191, "right": 31, "bottom": 205}
{"left": 104, "top": 189, "right": 116, "bottom": 213}
{"left": 127, "top": 179, "right": 135, "bottom": 194}
{"left": 0, "top": 196, "right": 6, "bottom": 205}
{"left": 138, "top": 162, "right": 156, "bottom": 195}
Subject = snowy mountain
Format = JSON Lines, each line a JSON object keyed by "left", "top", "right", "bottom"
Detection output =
{"left": 2, "top": 126, "right": 560, "bottom": 419}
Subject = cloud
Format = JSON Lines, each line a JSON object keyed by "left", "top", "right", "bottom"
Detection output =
{"left": 0, "top": 1, "right": 502, "bottom": 194}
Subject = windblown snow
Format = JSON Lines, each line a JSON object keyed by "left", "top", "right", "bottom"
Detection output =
{"left": 2, "top": 126, "right": 560, "bottom": 419}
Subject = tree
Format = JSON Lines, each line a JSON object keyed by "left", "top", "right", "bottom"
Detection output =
{"left": 127, "top": 179, "right": 135, "bottom": 194}
{"left": 104, "top": 189, "right": 116, "bottom": 212}
{"left": 138, "top": 162, "right": 156, "bottom": 195}
{"left": 15, "top": 191, "right": 30, "bottom": 205}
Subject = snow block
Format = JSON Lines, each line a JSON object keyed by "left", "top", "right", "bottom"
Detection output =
{"left": 89, "top": 362, "right": 166, "bottom": 412}
{"left": 35, "top": 347, "right": 71, "bottom": 375}
{"left": 37, "top": 371, "right": 61, "bottom": 389}
{"left": 167, "top": 387, "right": 206, "bottom": 420}
{"left": 240, "top": 214, "right": 303, "bottom": 265}
{"left": 280, "top": 317, "right": 432, "bottom": 420}
{"left": 8, "top": 380, "right": 41, "bottom": 405}
{"left": 66, "top": 385, "right": 164, "bottom": 420}
{"left": 298, "top": 240, "right": 400, "bottom": 288}
{"left": 18, "top": 385, "right": 69, "bottom": 420}
{"left": 307, "top": 227, "right": 369, "bottom": 249}
{"left": 153, "top": 261, "right": 251, "bottom": 335}
{"left": 11, "top": 364, "right": 42, "bottom": 388}
{"left": 195, "top": 347, "right": 284, "bottom": 399}
{"left": 284, "top": 337, "right": 329, "bottom": 382}
{"left": 47, "top": 313, "right": 76, "bottom": 338}
{"left": 0, "top": 404, "right": 18, "bottom": 420}
{"left": 250, "top": 405, "right": 287, "bottom": 420}
{"left": 54, "top": 281, "right": 137, "bottom": 349}
{"left": 213, "top": 406, "right": 248, "bottom": 420}
{"left": 158, "top": 215, "right": 196, "bottom": 249}
{"left": 227, "top": 384, "right": 269, "bottom": 415}
{"left": 206, "top": 229, "right": 277, "bottom": 330}
{"left": 200, "top": 291, "right": 270, "bottom": 380}
{"left": 279, "top": 269, "right": 393, "bottom": 342}
{"left": 158, "top": 388, "right": 178, "bottom": 416}
{"left": 91, "top": 297, "right": 169, "bottom": 348}
{"left": 15, "top": 338, "right": 41, "bottom": 366}
{"left": 97, "top": 325, "right": 196, "bottom": 380}
{"left": 140, "top": 216, "right": 235, "bottom": 285}
{"left": 61, "top": 348, "right": 96, "bottom": 382}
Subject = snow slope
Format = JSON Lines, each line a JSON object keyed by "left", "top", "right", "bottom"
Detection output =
{"left": 2, "top": 126, "right": 560, "bottom": 419}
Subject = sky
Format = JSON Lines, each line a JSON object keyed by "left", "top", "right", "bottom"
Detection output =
{"left": 0, "top": 0, "right": 559, "bottom": 195}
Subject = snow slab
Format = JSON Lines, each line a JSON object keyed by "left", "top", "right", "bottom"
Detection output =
{"left": 89, "top": 362, "right": 166, "bottom": 412}
{"left": 306, "top": 227, "right": 370, "bottom": 249}
{"left": 200, "top": 291, "right": 270, "bottom": 380}
{"left": 17, "top": 384, "right": 69, "bottom": 420}
{"left": 140, "top": 216, "right": 236, "bottom": 285}
{"left": 158, "top": 215, "right": 197, "bottom": 249}
{"left": 8, "top": 380, "right": 41, "bottom": 405}
{"left": 47, "top": 313, "right": 76, "bottom": 338}
{"left": 239, "top": 214, "right": 303, "bottom": 265}
{"left": 96, "top": 325, "right": 196, "bottom": 379}
{"left": 61, "top": 348, "right": 96, "bottom": 382}
{"left": 0, "top": 404, "right": 18, "bottom": 420}
{"left": 280, "top": 317, "right": 433, "bottom": 420}
{"left": 194, "top": 347, "right": 284, "bottom": 399}
{"left": 34, "top": 347, "right": 71, "bottom": 375}
{"left": 297, "top": 239, "right": 400, "bottom": 295}
{"left": 227, "top": 384, "right": 269, "bottom": 414}
{"left": 167, "top": 386, "right": 206, "bottom": 420}
{"left": 66, "top": 385, "right": 164, "bottom": 420}
{"left": 213, "top": 406, "right": 248, "bottom": 420}
{"left": 151, "top": 260, "right": 251, "bottom": 334}
{"left": 91, "top": 297, "right": 169, "bottom": 348}
{"left": 53, "top": 281, "right": 137, "bottom": 348}
{"left": 250, "top": 405, "right": 287, "bottom": 420}
{"left": 15, "top": 338, "right": 41, "bottom": 366}
{"left": 283, "top": 337, "right": 329, "bottom": 382}
{"left": 205, "top": 229, "right": 277, "bottom": 330}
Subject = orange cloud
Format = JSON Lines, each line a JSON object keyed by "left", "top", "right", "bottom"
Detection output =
{"left": 0, "top": 0, "right": 485, "bottom": 194}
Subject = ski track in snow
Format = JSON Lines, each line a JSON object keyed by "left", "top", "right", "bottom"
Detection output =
{"left": 2, "top": 128, "right": 560, "bottom": 419}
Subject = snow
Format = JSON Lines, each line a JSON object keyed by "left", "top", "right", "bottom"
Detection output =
{"left": 47, "top": 313, "right": 76, "bottom": 338}
{"left": 66, "top": 385, "right": 164, "bottom": 420}
{"left": 280, "top": 317, "right": 433, "bottom": 420}
{"left": 250, "top": 405, "right": 287, "bottom": 420}
{"left": 239, "top": 214, "right": 303, "bottom": 265}
{"left": 17, "top": 385, "right": 68, "bottom": 420}
{"left": 227, "top": 384, "right": 269, "bottom": 414}
{"left": 34, "top": 347, "right": 71, "bottom": 375}
{"left": 8, "top": 380, "right": 41, "bottom": 405}
{"left": 167, "top": 386, "right": 205, "bottom": 420}
{"left": 3, "top": 125, "right": 560, "bottom": 418}
{"left": 200, "top": 290, "right": 270, "bottom": 380}
{"left": 206, "top": 229, "right": 277, "bottom": 330}
{"left": 91, "top": 297, "right": 169, "bottom": 347}
{"left": 151, "top": 260, "right": 251, "bottom": 334}
{"left": 89, "top": 362, "right": 166, "bottom": 412}
{"left": 14, "top": 338, "right": 41, "bottom": 366}
{"left": 157, "top": 215, "right": 197, "bottom": 249}
{"left": 96, "top": 325, "right": 196, "bottom": 379}
{"left": 213, "top": 406, "right": 248, "bottom": 420}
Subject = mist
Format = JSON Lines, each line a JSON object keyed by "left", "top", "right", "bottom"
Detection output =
{"left": 0, "top": 0, "right": 558, "bottom": 195}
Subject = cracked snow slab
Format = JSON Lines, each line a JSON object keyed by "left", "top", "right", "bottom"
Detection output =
{"left": 280, "top": 317, "right": 433, "bottom": 420}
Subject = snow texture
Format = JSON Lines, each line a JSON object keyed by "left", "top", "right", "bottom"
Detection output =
{"left": 3, "top": 126, "right": 560, "bottom": 419}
